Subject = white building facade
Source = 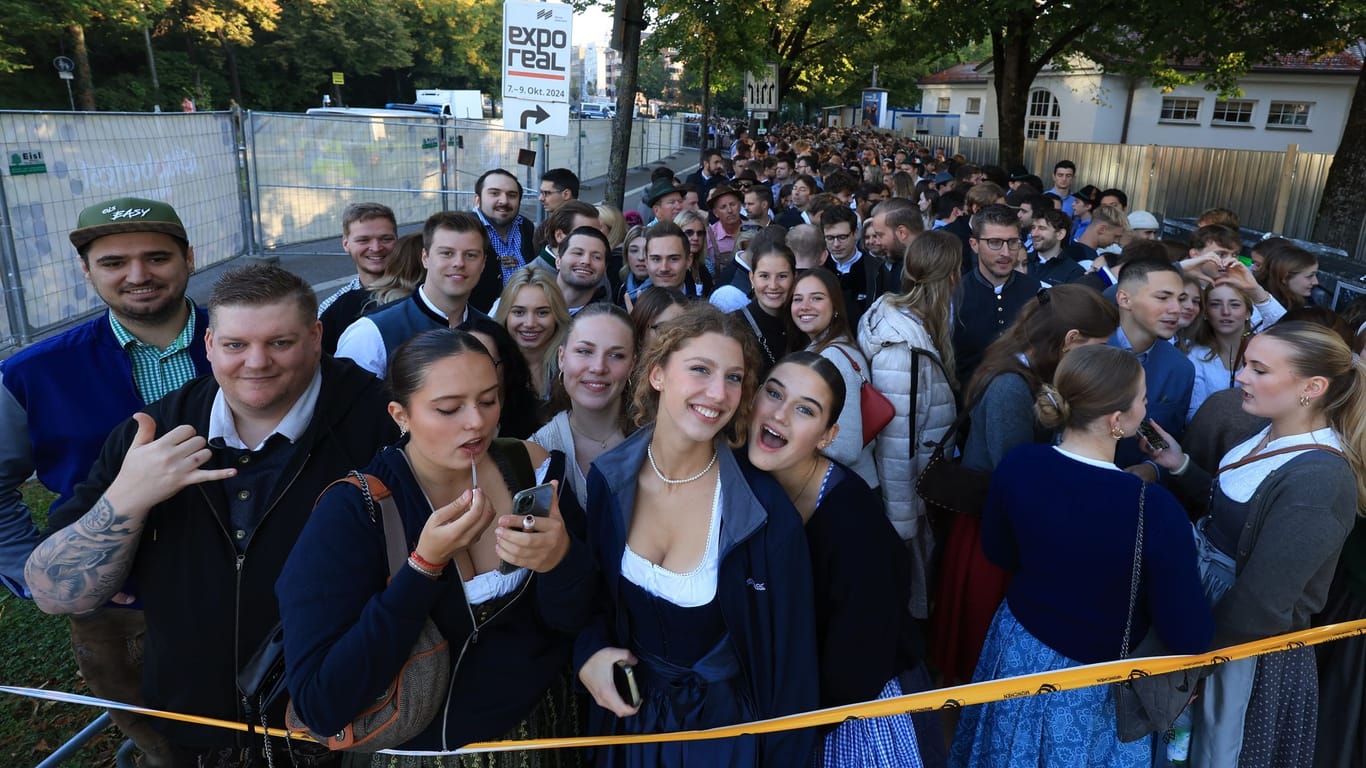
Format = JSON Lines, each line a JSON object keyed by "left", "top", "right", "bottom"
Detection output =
{"left": 916, "top": 51, "right": 1361, "bottom": 154}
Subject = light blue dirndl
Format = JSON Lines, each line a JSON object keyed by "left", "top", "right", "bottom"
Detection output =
{"left": 947, "top": 603, "right": 1150, "bottom": 768}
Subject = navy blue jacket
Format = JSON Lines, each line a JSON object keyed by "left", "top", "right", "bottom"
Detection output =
{"left": 983, "top": 444, "right": 1213, "bottom": 663}
{"left": 574, "top": 428, "right": 819, "bottom": 765}
{"left": 1110, "top": 326, "right": 1195, "bottom": 467}
{"left": 278, "top": 441, "right": 596, "bottom": 750}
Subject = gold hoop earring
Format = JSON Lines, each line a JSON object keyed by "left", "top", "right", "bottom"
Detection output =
{"left": 1111, "top": 426, "right": 1125, "bottom": 439}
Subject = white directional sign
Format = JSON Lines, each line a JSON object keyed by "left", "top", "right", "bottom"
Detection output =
{"left": 503, "top": 0, "right": 572, "bottom": 136}
{"left": 744, "top": 65, "right": 779, "bottom": 112}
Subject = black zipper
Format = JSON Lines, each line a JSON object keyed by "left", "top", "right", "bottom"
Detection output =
{"left": 200, "top": 455, "right": 309, "bottom": 735}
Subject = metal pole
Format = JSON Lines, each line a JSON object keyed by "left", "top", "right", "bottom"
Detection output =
{"left": 535, "top": 134, "right": 548, "bottom": 224}
{"left": 64, "top": 80, "right": 75, "bottom": 111}
{"left": 0, "top": 168, "right": 33, "bottom": 346}
{"left": 35, "top": 712, "right": 112, "bottom": 768}
{"left": 248, "top": 110, "right": 267, "bottom": 259}
{"left": 439, "top": 115, "right": 451, "bottom": 212}
{"left": 231, "top": 106, "right": 260, "bottom": 262}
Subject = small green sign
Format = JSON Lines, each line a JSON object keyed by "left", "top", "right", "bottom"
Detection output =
{"left": 8, "top": 150, "right": 47, "bottom": 176}
{"left": 422, "top": 137, "right": 439, "bottom": 150}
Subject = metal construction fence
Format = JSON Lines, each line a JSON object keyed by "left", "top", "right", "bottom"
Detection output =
{"left": 919, "top": 134, "right": 1353, "bottom": 258}
{"left": 0, "top": 110, "right": 688, "bottom": 352}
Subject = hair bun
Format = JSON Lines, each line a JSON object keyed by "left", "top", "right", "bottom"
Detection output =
{"left": 1034, "top": 384, "right": 1069, "bottom": 429}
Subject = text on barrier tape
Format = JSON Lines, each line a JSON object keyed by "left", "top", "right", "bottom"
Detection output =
{"left": 4, "top": 618, "right": 1365, "bottom": 756}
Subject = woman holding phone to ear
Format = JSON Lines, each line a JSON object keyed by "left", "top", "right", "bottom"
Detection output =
{"left": 277, "top": 329, "right": 596, "bottom": 763}
{"left": 746, "top": 351, "right": 924, "bottom": 767}
{"left": 575, "top": 303, "right": 818, "bottom": 767}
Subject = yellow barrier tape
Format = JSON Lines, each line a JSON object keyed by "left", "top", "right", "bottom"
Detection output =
{"left": 5, "top": 617, "right": 1365, "bottom": 756}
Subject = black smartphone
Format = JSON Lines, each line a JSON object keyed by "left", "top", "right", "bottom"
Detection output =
{"left": 1136, "top": 420, "right": 1168, "bottom": 452}
{"left": 613, "top": 660, "right": 642, "bottom": 709}
{"left": 498, "top": 482, "right": 555, "bottom": 574}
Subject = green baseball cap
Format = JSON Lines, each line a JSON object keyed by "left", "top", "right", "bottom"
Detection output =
{"left": 69, "top": 197, "right": 188, "bottom": 250}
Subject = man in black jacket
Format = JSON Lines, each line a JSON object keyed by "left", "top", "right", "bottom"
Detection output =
{"left": 27, "top": 264, "right": 398, "bottom": 766}
{"left": 952, "top": 204, "right": 1042, "bottom": 384}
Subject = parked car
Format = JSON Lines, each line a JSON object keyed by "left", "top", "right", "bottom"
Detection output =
{"left": 581, "top": 104, "right": 615, "bottom": 119}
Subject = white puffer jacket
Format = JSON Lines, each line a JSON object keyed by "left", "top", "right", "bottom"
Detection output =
{"left": 858, "top": 296, "right": 957, "bottom": 619}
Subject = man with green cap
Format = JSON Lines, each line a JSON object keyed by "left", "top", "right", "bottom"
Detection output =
{"left": 0, "top": 196, "right": 208, "bottom": 765}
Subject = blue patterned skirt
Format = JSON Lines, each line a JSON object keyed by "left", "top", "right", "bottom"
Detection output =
{"left": 948, "top": 603, "right": 1150, "bottom": 768}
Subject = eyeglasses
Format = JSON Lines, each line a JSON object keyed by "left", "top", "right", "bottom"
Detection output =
{"left": 824, "top": 233, "right": 852, "bottom": 244}
{"left": 979, "top": 237, "right": 1023, "bottom": 251}
{"left": 684, "top": 229, "right": 706, "bottom": 238}
{"left": 734, "top": 182, "right": 753, "bottom": 190}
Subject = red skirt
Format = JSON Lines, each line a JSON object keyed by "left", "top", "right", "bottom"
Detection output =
{"left": 929, "top": 513, "right": 1011, "bottom": 684}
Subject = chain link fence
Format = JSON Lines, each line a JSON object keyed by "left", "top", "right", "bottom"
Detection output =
{"left": 0, "top": 111, "right": 688, "bottom": 352}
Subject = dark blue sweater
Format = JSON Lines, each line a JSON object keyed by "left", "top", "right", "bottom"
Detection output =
{"left": 982, "top": 444, "right": 1213, "bottom": 663}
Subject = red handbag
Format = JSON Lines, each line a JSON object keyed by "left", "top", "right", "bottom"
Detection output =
{"left": 832, "top": 345, "right": 894, "bottom": 446}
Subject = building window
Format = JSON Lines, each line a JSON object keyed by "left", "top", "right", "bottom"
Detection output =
{"left": 965, "top": 97, "right": 981, "bottom": 114}
{"left": 936, "top": 97, "right": 950, "bottom": 113}
{"left": 1025, "top": 89, "right": 1060, "bottom": 140}
{"left": 1212, "top": 99, "right": 1256, "bottom": 125}
{"left": 1159, "top": 97, "right": 1201, "bottom": 123}
{"left": 1266, "top": 101, "right": 1311, "bottom": 128}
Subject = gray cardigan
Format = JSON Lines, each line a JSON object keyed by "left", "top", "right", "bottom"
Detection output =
{"left": 1171, "top": 450, "right": 1356, "bottom": 647}
{"left": 962, "top": 372, "right": 1037, "bottom": 472}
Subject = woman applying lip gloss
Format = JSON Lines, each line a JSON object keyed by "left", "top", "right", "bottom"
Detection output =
{"left": 277, "top": 328, "right": 595, "bottom": 764}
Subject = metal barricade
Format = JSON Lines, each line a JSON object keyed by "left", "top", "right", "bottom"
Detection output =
{"left": 0, "top": 110, "right": 249, "bottom": 347}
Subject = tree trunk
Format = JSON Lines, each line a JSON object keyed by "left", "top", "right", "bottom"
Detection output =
{"left": 699, "top": 50, "right": 712, "bottom": 161}
{"left": 605, "top": 0, "right": 645, "bottom": 209}
{"left": 68, "top": 24, "right": 96, "bottom": 110}
{"left": 221, "top": 33, "right": 243, "bottom": 106}
{"left": 1312, "top": 57, "right": 1366, "bottom": 258}
{"left": 993, "top": 26, "right": 1031, "bottom": 168}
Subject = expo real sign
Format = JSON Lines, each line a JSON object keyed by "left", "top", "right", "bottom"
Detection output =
{"left": 502, "top": 0, "right": 572, "bottom": 137}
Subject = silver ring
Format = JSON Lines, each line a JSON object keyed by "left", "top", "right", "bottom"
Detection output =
{"left": 522, "top": 514, "right": 536, "bottom": 531}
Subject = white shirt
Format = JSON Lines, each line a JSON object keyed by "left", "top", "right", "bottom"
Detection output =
{"left": 621, "top": 479, "right": 722, "bottom": 607}
{"left": 335, "top": 284, "right": 469, "bottom": 377}
{"left": 1218, "top": 426, "right": 1343, "bottom": 503}
{"left": 209, "top": 368, "right": 322, "bottom": 451}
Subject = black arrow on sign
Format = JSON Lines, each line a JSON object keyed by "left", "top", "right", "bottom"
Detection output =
{"left": 520, "top": 105, "right": 550, "bottom": 129}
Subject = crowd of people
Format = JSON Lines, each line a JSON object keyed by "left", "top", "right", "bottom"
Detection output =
{"left": 2, "top": 122, "right": 1364, "bottom": 768}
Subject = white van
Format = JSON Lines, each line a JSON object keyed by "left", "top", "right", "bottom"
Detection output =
{"left": 581, "top": 104, "right": 615, "bottom": 119}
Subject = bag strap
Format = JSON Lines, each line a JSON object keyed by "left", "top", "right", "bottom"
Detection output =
{"left": 1120, "top": 481, "right": 1146, "bottom": 659}
{"left": 334, "top": 472, "right": 406, "bottom": 578}
{"left": 908, "top": 348, "right": 920, "bottom": 464}
{"left": 488, "top": 438, "right": 535, "bottom": 494}
{"left": 829, "top": 343, "right": 866, "bottom": 379}
{"left": 1216, "top": 443, "right": 1344, "bottom": 475}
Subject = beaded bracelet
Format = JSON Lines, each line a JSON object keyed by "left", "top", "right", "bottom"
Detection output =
{"left": 410, "top": 551, "right": 445, "bottom": 572}
{"left": 406, "top": 555, "right": 442, "bottom": 580}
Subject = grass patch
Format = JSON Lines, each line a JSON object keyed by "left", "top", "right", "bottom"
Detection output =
{"left": 0, "top": 482, "right": 123, "bottom": 768}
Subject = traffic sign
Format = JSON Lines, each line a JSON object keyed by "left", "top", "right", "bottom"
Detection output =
{"left": 53, "top": 56, "right": 75, "bottom": 73}
{"left": 331, "top": 71, "right": 345, "bottom": 85}
{"left": 505, "top": 97, "right": 569, "bottom": 136}
{"left": 502, "top": 0, "right": 572, "bottom": 136}
{"left": 744, "top": 65, "right": 779, "bottom": 112}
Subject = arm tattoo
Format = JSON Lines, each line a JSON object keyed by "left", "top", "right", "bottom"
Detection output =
{"left": 26, "top": 495, "right": 145, "bottom": 614}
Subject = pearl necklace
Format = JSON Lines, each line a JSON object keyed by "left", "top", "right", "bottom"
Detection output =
{"left": 647, "top": 442, "right": 718, "bottom": 485}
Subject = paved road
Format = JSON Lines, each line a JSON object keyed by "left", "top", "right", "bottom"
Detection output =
{"left": 186, "top": 149, "right": 702, "bottom": 305}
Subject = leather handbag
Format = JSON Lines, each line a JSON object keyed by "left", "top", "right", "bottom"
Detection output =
{"left": 287, "top": 471, "right": 451, "bottom": 751}
{"left": 237, "top": 471, "right": 451, "bottom": 753}
{"left": 830, "top": 344, "right": 894, "bottom": 446}
{"left": 911, "top": 354, "right": 990, "bottom": 523}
